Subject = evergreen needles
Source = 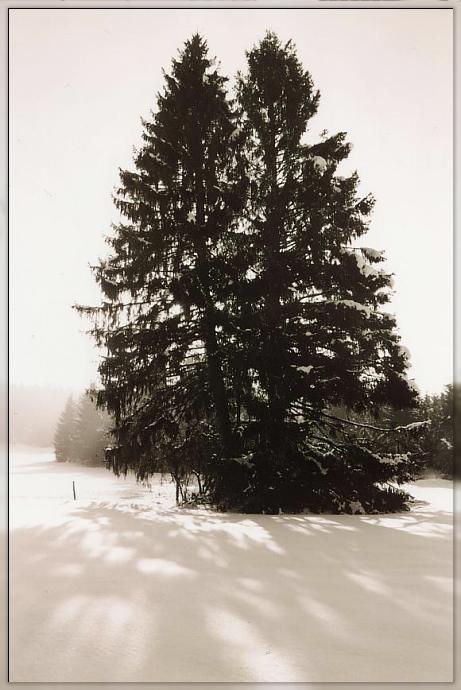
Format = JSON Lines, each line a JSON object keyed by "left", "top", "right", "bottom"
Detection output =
{"left": 76, "top": 33, "right": 419, "bottom": 514}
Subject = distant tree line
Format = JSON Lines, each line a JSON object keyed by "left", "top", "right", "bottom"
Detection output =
{"left": 54, "top": 392, "right": 112, "bottom": 466}
{"left": 412, "top": 384, "right": 454, "bottom": 478}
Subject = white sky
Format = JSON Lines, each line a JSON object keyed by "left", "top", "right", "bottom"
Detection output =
{"left": 9, "top": 8, "right": 453, "bottom": 395}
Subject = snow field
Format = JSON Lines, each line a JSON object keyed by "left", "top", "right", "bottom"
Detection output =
{"left": 9, "top": 447, "right": 453, "bottom": 682}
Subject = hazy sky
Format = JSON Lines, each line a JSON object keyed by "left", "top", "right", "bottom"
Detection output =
{"left": 9, "top": 8, "right": 452, "bottom": 395}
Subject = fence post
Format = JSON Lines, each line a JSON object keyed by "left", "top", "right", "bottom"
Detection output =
{"left": 72, "top": 481, "right": 76, "bottom": 500}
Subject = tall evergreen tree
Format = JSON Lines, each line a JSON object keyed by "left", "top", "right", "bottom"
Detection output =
{"left": 79, "top": 32, "right": 420, "bottom": 513}
{"left": 54, "top": 396, "right": 77, "bottom": 463}
{"left": 77, "top": 35, "right": 247, "bottom": 492}
{"left": 210, "top": 32, "right": 418, "bottom": 512}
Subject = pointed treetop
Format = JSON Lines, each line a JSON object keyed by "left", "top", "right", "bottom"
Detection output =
{"left": 239, "top": 30, "right": 320, "bottom": 141}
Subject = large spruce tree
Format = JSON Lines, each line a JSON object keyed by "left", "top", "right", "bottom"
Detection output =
{"left": 80, "top": 32, "right": 418, "bottom": 513}
{"left": 77, "top": 35, "right": 247, "bottom": 493}
{"left": 209, "top": 33, "right": 418, "bottom": 512}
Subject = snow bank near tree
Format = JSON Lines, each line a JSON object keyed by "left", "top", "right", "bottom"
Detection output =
{"left": 9, "top": 447, "right": 453, "bottom": 682}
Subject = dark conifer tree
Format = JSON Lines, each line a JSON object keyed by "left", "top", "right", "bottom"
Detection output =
{"left": 79, "top": 32, "right": 420, "bottom": 513}
{"left": 77, "top": 35, "right": 247, "bottom": 495}
{"left": 54, "top": 396, "right": 77, "bottom": 463}
{"left": 213, "top": 32, "right": 419, "bottom": 512}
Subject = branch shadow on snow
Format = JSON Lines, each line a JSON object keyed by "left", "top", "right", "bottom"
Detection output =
{"left": 9, "top": 497, "right": 453, "bottom": 682}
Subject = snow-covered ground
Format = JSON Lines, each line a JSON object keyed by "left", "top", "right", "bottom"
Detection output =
{"left": 9, "top": 446, "right": 453, "bottom": 682}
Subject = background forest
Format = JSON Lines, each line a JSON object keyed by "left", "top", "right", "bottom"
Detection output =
{"left": 52, "top": 384, "right": 455, "bottom": 479}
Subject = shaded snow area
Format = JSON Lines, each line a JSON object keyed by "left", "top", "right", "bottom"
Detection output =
{"left": 9, "top": 447, "right": 453, "bottom": 682}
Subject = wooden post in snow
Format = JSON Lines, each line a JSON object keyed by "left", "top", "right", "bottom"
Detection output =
{"left": 72, "top": 481, "right": 76, "bottom": 500}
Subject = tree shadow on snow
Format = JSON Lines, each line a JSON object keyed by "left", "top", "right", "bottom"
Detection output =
{"left": 9, "top": 497, "right": 453, "bottom": 683}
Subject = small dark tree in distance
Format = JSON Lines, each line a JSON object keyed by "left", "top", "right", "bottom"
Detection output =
{"left": 54, "top": 396, "right": 77, "bottom": 463}
{"left": 74, "top": 392, "right": 112, "bottom": 466}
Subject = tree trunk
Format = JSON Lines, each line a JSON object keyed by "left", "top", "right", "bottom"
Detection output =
{"left": 202, "top": 311, "right": 235, "bottom": 456}
{"left": 263, "top": 106, "right": 285, "bottom": 444}
{"left": 194, "top": 151, "right": 235, "bottom": 458}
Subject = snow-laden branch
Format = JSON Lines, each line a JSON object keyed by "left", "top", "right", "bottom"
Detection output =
{"left": 321, "top": 412, "right": 430, "bottom": 434}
